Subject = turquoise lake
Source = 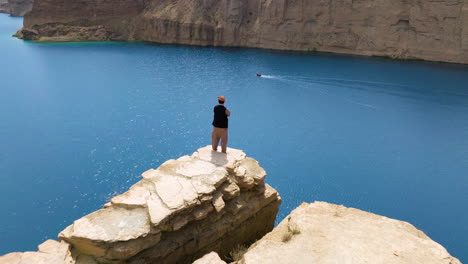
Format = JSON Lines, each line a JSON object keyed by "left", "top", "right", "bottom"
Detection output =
{"left": 1, "top": 14, "right": 467, "bottom": 261}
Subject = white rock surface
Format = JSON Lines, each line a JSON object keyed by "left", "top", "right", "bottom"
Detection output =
{"left": 192, "top": 252, "right": 226, "bottom": 264}
{"left": 0, "top": 240, "right": 74, "bottom": 264}
{"left": 240, "top": 202, "right": 462, "bottom": 264}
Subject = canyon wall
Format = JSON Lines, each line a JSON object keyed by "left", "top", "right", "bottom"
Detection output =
{"left": 16, "top": 0, "right": 468, "bottom": 64}
{"left": 8, "top": 0, "right": 33, "bottom": 16}
{"left": 0, "top": 146, "right": 281, "bottom": 264}
{"left": 0, "top": 0, "right": 32, "bottom": 16}
{"left": 0, "top": 0, "right": 8, "bottom": 14}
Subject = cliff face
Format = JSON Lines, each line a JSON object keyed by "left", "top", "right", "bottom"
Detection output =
{"left": 196, "top": 202, "right": 462, "bottom": 264}
{"left": 17, "top": 0, "right": 468, "bottom": 63}
{"left": 0, "top": 146, "right": 281, "bottom": 264}
{"left": 0, "top": 0, "right": 33, "bottom": 16}
{"left": 0, "top": 0, "right": 8, "bottom": 14}
{"left": 8, "top": 0, "right": 32, "bottom": 16}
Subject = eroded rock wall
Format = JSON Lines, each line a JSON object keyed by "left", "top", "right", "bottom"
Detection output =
{"left": 8, "top": 0, "right": 33, "bottom": 16}
{"left": 17, "top": 0, "right": 468, "bottom": 63}
{"left": 0, "top": 0, "right": 9, "bottom": 14}
{"left": 0, "top": 146, "right": 281, "bottom": 264}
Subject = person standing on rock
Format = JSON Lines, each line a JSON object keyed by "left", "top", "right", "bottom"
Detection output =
{"left": 212, "top": 96, "right": 230, "bottom": 153}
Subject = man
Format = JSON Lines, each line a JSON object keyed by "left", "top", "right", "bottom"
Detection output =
{"left": 212, "top": 96, "right": 230, "bottom": 153}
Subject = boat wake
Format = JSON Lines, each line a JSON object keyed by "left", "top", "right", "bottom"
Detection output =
{"left": 257, "top": 74, "right": 379, "bottom": 109}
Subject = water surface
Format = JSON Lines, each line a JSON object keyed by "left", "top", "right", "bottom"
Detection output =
{"left": 1, "top": 14, "right": 467, "bottom": 261}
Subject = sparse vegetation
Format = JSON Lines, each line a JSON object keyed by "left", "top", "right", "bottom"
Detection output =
{"left": 282, "top": 227, "right": 301, "bottom": 243}
{"left": 333, "top": 211, "right": 342, "bottom": 217}
{"left": 282, "top": 232, "right": 293, "bottom": 242}
{"left": 292, "top": 228, "right": 301, "bottom": 235}
{"left": 229, "top": 244, "right": 248, "bottom": 261}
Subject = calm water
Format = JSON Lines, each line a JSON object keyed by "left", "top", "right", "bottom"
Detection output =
{"left": 1, "top": 14, "right": 468, "bottom": 261}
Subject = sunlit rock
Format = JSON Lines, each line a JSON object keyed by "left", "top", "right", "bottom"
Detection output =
{"left": 239, "top": 202, "right": 462, "bottom": 264}
{"left": 15, "top": 0, "right": 468, "bottom": 64}
{"left": 1, "top": 146, "right": 280, "bottom": 264}
{"left": 0, "top": 240, "right": 74, "bottom": 264}
{"left": 192, "top": 252, "right": 226, "bottom": 264}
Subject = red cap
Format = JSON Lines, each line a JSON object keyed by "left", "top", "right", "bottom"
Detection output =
{"left": 218, "top": 96, "right": 225, "bottom": 102}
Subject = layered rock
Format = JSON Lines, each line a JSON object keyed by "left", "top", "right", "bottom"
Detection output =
{"left": 15, "top": 0, "right": 468, "bottom": 64}
{"left": 0, "top": 0, "right": 33, "bottom": 16}
{"left": 8, "top": 0, "right": 33, "bottom": 16}
{"left": 0, "top": 0, "right": 6, "bottom": 13}
{"left": 0, "top": 0, "right": 8, "bottom": 14}
{"left": 228, "top": 202, "right": 462, "bottom": 264}
{"left": 0, "top": 146, "right": 281, "bottom": 264}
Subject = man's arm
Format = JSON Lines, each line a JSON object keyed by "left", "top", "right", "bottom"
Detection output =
{"left": 225, "top": 108, "right": 231, "bottom": 117}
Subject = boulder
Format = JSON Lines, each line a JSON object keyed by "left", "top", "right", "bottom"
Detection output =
{"left": 237, "top": 202, "right": 462, "bottom": 264}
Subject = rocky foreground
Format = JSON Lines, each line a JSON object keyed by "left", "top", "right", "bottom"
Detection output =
{"left": 0, "top": 146, "right": 281, "bottom": 264}
{"left": 15, "top": 0, "right": 468, "bottom": 64}
{"left": 0, "top": 146, "right": 462, "bottom": 264}
{"left": 195, "top": 202, "right": 462, "bottom": 264}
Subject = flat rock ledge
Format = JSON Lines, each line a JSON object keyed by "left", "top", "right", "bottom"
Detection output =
{"left": 0, "top": 146, "right": 281, "bottom": 264}
{"left": 196, "top": 202, "right": 461, "bottom": 264}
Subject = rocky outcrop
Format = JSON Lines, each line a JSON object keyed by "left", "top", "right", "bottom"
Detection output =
{"left": 8, "top": 0, "right": 33, "bottom": 16}
{"left": 227, "top": 202, "right": 462, "bottom": 264}
{"left": 15, "top": 0, "right": 468, "bottom": 63}
{"left": 0, "top": 240, "right": 74, "bottom": 264}
{"left": 0, "top": 146, "right": 281, "bottom": 264}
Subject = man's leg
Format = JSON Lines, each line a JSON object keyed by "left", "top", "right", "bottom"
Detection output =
{"left": 221, "top": 129, "right": 228, "bottom": 153}
{"left": 212, "top": 127, "right": 220, "bottom": 151}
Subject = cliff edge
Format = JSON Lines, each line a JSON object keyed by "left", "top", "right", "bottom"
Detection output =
{"left": 15, "top": 0, "right": 468, "bottom": 64}
{"left": 0, "top": 146, "right": 281, "bottom": 264}
{"left": 196, "top": 202, "right": 462, "bottom": 264}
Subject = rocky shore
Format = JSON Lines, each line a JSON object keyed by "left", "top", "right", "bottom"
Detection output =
{"left": 0, "top": 0, "right": 32, "bottom": 16}
{"left": 15, "top": 0, "right": 468, "bottom": 64}
{"left": 0, "top": 146, "right": 462, "bottom": 264}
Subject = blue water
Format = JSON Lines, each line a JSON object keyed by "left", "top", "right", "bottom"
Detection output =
{"left": 1, "top": 14, "right": 467, "bottom": 260}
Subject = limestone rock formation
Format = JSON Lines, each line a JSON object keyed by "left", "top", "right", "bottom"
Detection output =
{"left": 0, "top": 240, "right": 74, "bottom": 264}
{"left": 15, "top": 0, "right": 468, "bottom": 63}
{"left": 0, "top": 146, "right": 281, "bottom": 264}
{"left": 234, "top": 202, "right": 462, "bottom": 264}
